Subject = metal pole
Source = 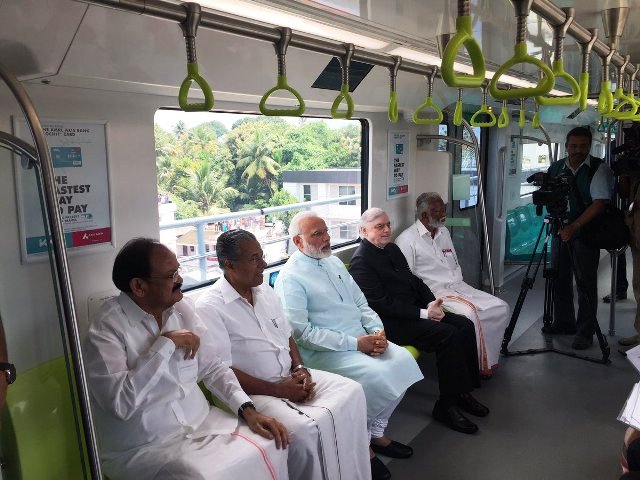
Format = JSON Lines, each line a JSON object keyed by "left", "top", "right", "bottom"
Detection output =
{"left": 77, "top": 0, "right": 640, "bottom": 79}
{"left": 0, "top": 62, "right": 102, "bottom": 480}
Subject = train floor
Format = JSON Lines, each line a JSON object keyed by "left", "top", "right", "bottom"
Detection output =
{"left": 382, "top": 252, "right": 637, "bottom": 480}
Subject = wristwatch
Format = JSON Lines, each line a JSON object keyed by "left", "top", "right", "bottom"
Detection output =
{"left": 0, "top": 363, "right": 16, "bottom": 385}
{"left": 238, "top": 401, "right": 255, "bottom": 418}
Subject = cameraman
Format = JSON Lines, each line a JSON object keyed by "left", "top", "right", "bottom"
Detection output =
{"left": 543, "top": 127, "right": 613, "bottom": 350}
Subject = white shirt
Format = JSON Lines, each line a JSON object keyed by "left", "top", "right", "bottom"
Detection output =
{"left": 396, "top": 220, "right": 463, "bottom": 293}
{"left": 84, "top": 293, "right": 251, "bottom": 467}
{"left": 196, "top": 277, "right": 293, "bottom": 383}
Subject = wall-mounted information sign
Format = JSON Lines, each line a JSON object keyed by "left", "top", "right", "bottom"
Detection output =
{"left": 387, "top": 131, "right": 410, "bottom": 199}
{"left": 13, "top": 118, "right": 112, "bottom": 262}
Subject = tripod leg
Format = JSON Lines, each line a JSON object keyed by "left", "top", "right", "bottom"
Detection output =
{"left": 501, "top": 220, "right": 550, "bottom": 354}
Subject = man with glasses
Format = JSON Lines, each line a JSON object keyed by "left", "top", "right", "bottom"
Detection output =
{"left": 350, "top": 208, "right": 488, "bottom": 435}
{"left": 275, "top": 211, "right": 423, "bottom": 480}
{"left": 196, "top": 229, "right": 371, "bottom": 480}
{"left": 84, "top": 237, "right": 290, "bottom": 480}
{"left": 396, "top": 192, "right": 509, "bottom": 375}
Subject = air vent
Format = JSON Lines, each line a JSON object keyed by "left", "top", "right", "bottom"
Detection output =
{"left": 311, "top": 57, "right": 374, "bottom": 92}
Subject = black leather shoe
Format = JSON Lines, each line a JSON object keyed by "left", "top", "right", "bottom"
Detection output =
{"left": 370, "top": 440, "right": 413, "bottom": 459}
{"left": 541, "top": 323, "right": 576, "bottom": 335}
{"left": 457, "top": 393, "right": 490, "bottom": 417}
{"left": 432, "top": 401, "right": 478, "bottom": 434}
{"left": 572, "top": 336, "right": 593, "bottom": 350}
{"left": 370, "top": 456, "right": 392, "bottom": 480}
{"left": 603, "top": 293, "right": 627, "bottom": 303}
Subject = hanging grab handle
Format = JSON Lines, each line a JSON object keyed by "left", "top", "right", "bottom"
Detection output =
{"left": 441, "top": 0, "right": 486, "bottom": 88}
{"left": 413, "top": 67, "right": 443, "bottom": 125}
{"left": 388, "top": 56, "right": 401, "bottom": 123}
{"left": 532, "top": 103, "right": 541, "bottom": 129}
{"left": 611, "top": 55, "right": 638, "bottom": 118}
{"left": 489, "top": 0, "right": 554, "bottom": 100}
{"left": 535, "top": 8, "right": 580, "bottom": 106}
{"left": 453, "top": 88, "right": 464, "bottom": 126}
{"left": 470, "top": 83, "right": 496, "bottom": 127}
{"left": 598, "top": 46, "right": 615, "bottom": 115}
{"left": 331, "top": 44, "right": 355, "bottom": 119}
{"left": 178, "top": 3, "right": 214, "bottom": 112}
{"left": 259, "top": 27, "right": 306, "bottom": 117}
{"left": 498, "top": 97, "right": 509, "bottom": 128}
{"left": 578, "top": 28, "right": 598, "bottom": 111}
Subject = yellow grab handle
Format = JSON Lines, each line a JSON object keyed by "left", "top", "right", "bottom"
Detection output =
{"left": 597, "top": 80, "right": 613, "bottom": 115}
{"left": 178, "top": 63, "right": 215, "bottom": 112}
{"left": 535, "top": 59, "right": 581, "bottom": 106}
{"left": 441, "top": 16, "right": 486, "bottom": 88}
{"left": 498, "top": 103, "right": 509, "bottom": 128}
{"left": 532, "top": 110, "right": 541, "bottom": 129}
{"left": 578, "top": 72, "right": 589, "bottom": 111}
{"left": 519, "top": 107, "right": 526, "bottom": 129}
{"left": 453, "top": 99, "right": 464, "bottom": 126}
{"left": 611, "top": 87, "right": 639, "bottom": 119}
{"left": 388, "top": 91, "right": 398, "bottom": 123}
{"left": 259, "top": 75, "right": 306, "bottom": 117}
{"left": 470, "top": 104, "right": 496, "bottom": 128}
{"left": 412, "top": 97, "right": 443, "bottom": 125}
{"left": 489, "top": 43, "right": 555, "bottom": 100}
{"left": 331, "top": 84, "right": 355, "bottom": 119}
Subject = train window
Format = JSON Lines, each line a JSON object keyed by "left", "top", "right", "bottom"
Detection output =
{"left": 459, "top": 126, "right": 480, "bottom": 209}
{"left": 154, "top": 109, "right": 366, "bottom": 289}
{"left": 519, "top": 141, "right": 555, "bottom": 197}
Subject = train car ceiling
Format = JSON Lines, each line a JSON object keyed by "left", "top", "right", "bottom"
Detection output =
{"left": 2, "top": 0, "right": 640, "bottom": 125}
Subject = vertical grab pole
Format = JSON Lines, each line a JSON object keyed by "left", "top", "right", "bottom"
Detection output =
{"left": 0, "top": 62, "right": 102, "bottom": 479}
{"left": 461, "top": 119, "right": 496, "bottom": 295}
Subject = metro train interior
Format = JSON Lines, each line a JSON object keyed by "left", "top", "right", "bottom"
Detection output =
{"left": 3, "top": 0, "right": 640, "bottom": 478}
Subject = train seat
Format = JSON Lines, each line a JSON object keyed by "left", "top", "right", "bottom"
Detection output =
{"left": 1, "top": 356, "right": 88, "bottom": 480}
{"left": 505, "top": 204, "right": 547, "bottom": 262}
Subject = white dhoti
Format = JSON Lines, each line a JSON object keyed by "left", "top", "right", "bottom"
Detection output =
{"left": 251, "top": 369, "right": 371, "bottom": 480}
{"left": 104, "top": 423, "right": 289, "bottom": 480}
{"left": 438, "top": 282, "right": 510, "bottom": 375}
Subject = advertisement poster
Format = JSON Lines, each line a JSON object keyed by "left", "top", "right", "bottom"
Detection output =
{"left": 387, "top": 131, "right": 410, "bottom": 199}
{"left": 13, "top": 118, "right": 112, "bottom": 261}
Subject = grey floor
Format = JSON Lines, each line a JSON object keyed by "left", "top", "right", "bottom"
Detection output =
{"left": 382, "top": 253, "right": 638, "bottom": 480}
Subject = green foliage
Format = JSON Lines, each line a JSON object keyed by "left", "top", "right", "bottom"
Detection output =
{"left": 268, "top": 189, "right": 302, "bottom": 228}
{"left": 155, "top": 116, "right": 361, "bottom": 221}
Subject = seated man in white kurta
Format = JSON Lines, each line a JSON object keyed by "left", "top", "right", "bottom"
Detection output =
{"left": 84, "top": 238, "right": 289, "bottom": 480}
{"left": 196, "top": 229, "right": 371, "bottom": 480}
{"left": 274, "top": 211, "right": 424, "bottom": 480}
{"left": 395, "top": 192, "right": 510, "bottom": 377}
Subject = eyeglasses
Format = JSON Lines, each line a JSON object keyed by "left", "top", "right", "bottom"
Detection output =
{"left": 146, "top": 267, "right": 182, "bottom": 282}
{"left": 308, "top": 228, "right": 329, "bottom": 238}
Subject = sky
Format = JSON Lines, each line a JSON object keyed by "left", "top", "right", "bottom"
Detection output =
{"left": 154, "top": 109, "right": 358, "bottom": 133}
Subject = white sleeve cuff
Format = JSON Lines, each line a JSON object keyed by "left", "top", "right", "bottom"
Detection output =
{"left": 419, "top": 308, "right": 430, "bottom": 320}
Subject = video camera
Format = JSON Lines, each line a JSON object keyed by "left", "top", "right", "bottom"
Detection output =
{"left": 527, "top": 171, "right": 573, "bottom": 218}
{"left": 612, "top": 123, "right": 640, "bottom": 177}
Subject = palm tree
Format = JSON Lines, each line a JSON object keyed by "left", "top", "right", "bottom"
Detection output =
{"left": 238, "top": 130, "right": 281, "bottom": 196}
{"left": 186, "top": 160, "right": 239, "bottom": 214}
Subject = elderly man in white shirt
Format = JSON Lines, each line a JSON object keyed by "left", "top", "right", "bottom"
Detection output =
{"left": 84, "top": 238, "right": 289, "bottom": 480}
{"left": 196, "top": 229, "right": 371, "bottom": 480}
{"left": 396, "top": 193, "right": 509, "bottom": 377}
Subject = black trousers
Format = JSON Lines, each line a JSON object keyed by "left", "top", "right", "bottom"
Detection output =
{"left": 383, "top": 313, "right": 480, "bottom": 396}
{"left": 553, "top": 235, "right": 600, "bottom": 338}
{"left": 622, "top": 438, "right": 640, "bottom": 479}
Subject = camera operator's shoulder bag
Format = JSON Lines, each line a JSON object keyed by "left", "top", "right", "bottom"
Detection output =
{"left": 576, "top": 158, "right": 629, "bottom": 250}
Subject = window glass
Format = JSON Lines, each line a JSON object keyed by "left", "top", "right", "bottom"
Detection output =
{"left": 154, "top": 110, "right": 366, "bottom": 288}
{"left": 520, "top": 141, "right": 555, "bottom": 197}
{"left": 459, "top": 126, "right": 480, "bottom": 209}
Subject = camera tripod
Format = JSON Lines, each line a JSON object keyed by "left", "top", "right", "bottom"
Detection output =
{"left": 501, "top": 214, "right": 610, "bottom": 364}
